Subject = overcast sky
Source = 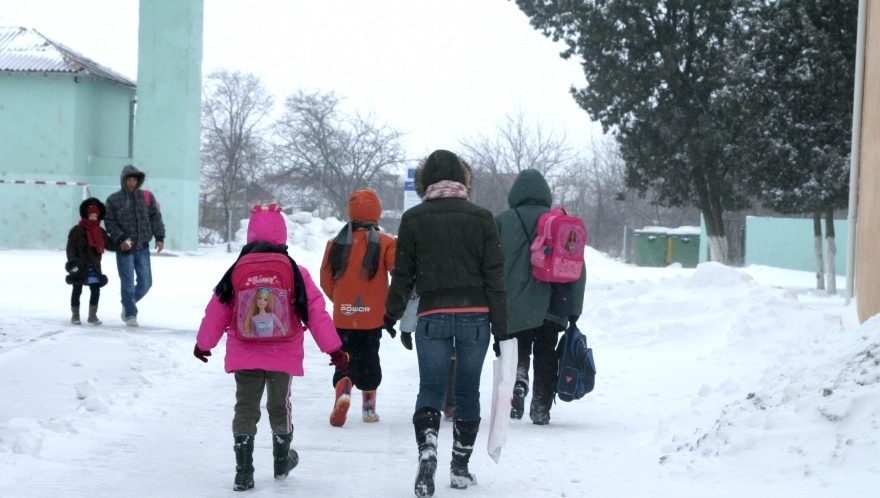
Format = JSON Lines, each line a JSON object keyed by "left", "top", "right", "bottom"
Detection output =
{"left": 0, "top": 0, "right": 602, "bottom": 159}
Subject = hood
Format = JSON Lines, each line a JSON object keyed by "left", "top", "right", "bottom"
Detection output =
{"left": 507, "top": 169, "right": 552, "bottom": 209}
{"left": 120, "top": 164, "right": 146, "bottom": 190}
{"left": 414, "top": 149, "right": 472, "bottom": 198}
{"left": 348, "top": 190, "right": 382, "bottom": 223}
{"left": 246, "top": 204, "right": 288, "bottom": 245}
{"left": 78, "top": 197, "right": 107, "bottom": 220}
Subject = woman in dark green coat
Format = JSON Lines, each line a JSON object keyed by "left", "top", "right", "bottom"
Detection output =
{"left": 494, "top": 168, "right": 586, "bottom": 425}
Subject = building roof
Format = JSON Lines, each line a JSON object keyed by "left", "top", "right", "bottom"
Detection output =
{"left": 0, "top": 26, "right": 135, "bottom": 88}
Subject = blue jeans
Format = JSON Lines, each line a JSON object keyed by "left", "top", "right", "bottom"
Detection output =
{"left": 116, "top": 246, "right": 152, "bottom": 318}
{"left": 414, "top": 312, "right": 491, "bottom": 421}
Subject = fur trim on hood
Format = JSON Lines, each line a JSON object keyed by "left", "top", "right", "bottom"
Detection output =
{"left": 414, "top": 149, "right": 472, "bottom": 199}
{"left": 120, "top": 164, "right": 146, "bottom": 190}
{"left": 78, "top": 197, "right": 107, "bottom": 220}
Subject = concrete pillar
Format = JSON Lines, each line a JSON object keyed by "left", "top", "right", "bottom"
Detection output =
{"left": 856, "top": 1, "right": 880, "bottom": 322}
{"left": 133, "top": 0, "right": 204, "bottom": 251}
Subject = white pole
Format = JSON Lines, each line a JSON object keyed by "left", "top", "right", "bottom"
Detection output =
{"left": 845, "top": 0, "right": 868, "bottom": 305}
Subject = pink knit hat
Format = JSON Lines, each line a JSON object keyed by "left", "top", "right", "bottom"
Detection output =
{"left": 246, "top": 204, "right": 287, "bottom": 245}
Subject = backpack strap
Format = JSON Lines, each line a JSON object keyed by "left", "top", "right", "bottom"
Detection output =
{"left": 513, "top": 208, "right": 533, "bottom": 245}
{"left": 142, "top": 189, "right": 152, "bottom": 207}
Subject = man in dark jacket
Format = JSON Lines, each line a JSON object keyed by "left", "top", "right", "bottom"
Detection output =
{"left": 104, "top": 164, "right": 165, "bottom": 327}
{"left": 384, "top": 149, "right": 509, "bottom": 497}
{"left": 495, "top": 168, "right": 586, "bottom": 425}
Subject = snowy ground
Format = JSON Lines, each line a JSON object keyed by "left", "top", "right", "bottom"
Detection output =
{"left": 0, "top": 212, "right": 877, "bottom": 497}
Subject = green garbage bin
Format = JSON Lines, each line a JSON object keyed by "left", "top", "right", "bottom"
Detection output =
{"left": 668, "top": 230, "right": 700, "bottom": 268}
{"left": 634, "top": 229, "right": 669, "bottom": 267}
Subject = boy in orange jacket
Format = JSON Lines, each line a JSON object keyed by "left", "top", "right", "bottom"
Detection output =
{"left": 320, "top": 190, "right": 397, "bottom": 426}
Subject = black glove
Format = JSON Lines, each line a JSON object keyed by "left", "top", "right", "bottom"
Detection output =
{"left": 383, "top": 314, "right": 397, "bottom": 339}
{"left": 567, "top": 315, "right": 579, "bottom": 333}
{"left": 401, "top": 332, "right": 413, "bottom": 350}
{"left": 193, "top": 344, "right": 212, "bottom": 363}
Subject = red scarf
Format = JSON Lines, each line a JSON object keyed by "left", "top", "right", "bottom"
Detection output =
{"left": 78, "top": 219, "right": 105, "bottom": 253}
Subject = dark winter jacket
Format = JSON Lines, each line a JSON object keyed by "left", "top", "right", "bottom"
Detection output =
{"left": 494, "top": 169, "right": 586, "bottom": 332}
{"left": 385, "top": 149, "right": 509, "bottom": 337}
{"left": 65, "top": 198, "right": 118, "bottom": 287}
{"left": 104, "top": 165, "right": 165, "bottom": 250}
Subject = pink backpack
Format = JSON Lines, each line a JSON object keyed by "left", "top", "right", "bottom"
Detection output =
{"left": 231, "top": 252, "right": 297, "bottom": 341}
{"left": 529, "top": 207, "right": 587, "bottom": 283}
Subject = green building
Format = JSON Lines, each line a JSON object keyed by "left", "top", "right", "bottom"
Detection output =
{"left": 1, "top": 1, "right": 203, "bottom": 251}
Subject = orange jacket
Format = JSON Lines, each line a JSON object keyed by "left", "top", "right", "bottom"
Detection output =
{"left": 320, "top": 190, "right": 396, "bottom": 330}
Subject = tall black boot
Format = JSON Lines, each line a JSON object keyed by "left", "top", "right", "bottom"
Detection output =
{"left": 413, "top": 407, "right": 441, "bottom": 497}
{"left": 233, "top": 434, "right": 255, "bottom": 491}
{"left": 272, "top": 432, "right": 299, "bottom": 480}
{"left": 450, "top": 418, "right": 480, "bottom": 489}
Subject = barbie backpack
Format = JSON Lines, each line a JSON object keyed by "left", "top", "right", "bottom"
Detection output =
{"left": 529, "top": 207, "right": 587, "bottom": 283}
{"left": 230, "top": 252, "right": 297, "bottom": 341}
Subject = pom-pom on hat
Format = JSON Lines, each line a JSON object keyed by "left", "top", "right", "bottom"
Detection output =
{"left": 247, "top": 204, "right": 288, "bottom": 245}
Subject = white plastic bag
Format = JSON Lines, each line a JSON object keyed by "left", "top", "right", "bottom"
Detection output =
{"left": 487, "top": 338, "right": 517, "bottom": 463}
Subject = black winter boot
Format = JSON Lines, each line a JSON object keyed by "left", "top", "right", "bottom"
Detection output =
{"left": 233, "top": 434, "right": 255, "bottom": 491}
{"left": 413, "top": 407, "right": 441, "bottom": 497}
{"left": 272, "top": 432, "right": 299, "bottom": 480}
{"left": 450, "top": 418, "right": 480, "bottom": 489}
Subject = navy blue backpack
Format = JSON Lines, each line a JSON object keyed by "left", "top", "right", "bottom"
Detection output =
{"left": 556, "top": 326, "right": 596, "bottom": 401}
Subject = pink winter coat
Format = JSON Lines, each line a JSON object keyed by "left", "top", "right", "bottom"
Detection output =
{"left": 196, "top": 264, "right": 342, "bottom": 376}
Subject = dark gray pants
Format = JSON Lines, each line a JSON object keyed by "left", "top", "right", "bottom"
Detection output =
{"left": 233, "top": 369, "right": 292, "bottom": 436}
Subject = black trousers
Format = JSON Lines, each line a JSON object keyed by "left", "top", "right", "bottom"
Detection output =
{"left": 515, "top": 320, "right": 564, "bottom": 411}
{"left": 332, "top": 328, "right": 382, "bottom": 391}
{"left": 70, "top": 283, "right": 101, "bottom": 307}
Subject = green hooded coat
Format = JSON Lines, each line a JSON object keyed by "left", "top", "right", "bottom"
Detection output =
{"left": 495, "top": 169, "right": 586, "bottom": 334}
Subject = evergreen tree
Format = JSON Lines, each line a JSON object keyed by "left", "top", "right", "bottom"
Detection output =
{"left": 513, "top": 0, "right": 754, "bottom": 262}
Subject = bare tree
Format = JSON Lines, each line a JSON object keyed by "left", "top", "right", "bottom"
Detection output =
{"left": 271, "top": 90, "right": 407, "bottom": 220}
{"left": 201, "top": 69, "right": 274, "bottom": 249}
{"left": 459, "top": 109, "right": 572, "bottom": 214}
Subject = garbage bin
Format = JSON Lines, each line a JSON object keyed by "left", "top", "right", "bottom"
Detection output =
{"left": 634, "top": 229, "right": 669, "bottom": 267}
{"left": 668, "top": 230, "right": 700, "bottom": 268}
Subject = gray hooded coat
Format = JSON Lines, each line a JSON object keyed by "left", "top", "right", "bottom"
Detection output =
{"left": 104, "top": 165, "right": 165, "bottom": 250}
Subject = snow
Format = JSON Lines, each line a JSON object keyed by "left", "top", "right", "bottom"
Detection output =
{"left": 1, "top": 213, "right": 877, "bottom": 497}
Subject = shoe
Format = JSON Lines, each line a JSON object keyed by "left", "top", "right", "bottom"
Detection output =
{"left": 125, "top": 316, "right": 139, "bottom": 327}
{"left": 510, "top": 382, "right": 526, "bottom": 420}
{"left": 329, "top": 377, "right": 352, "bottom": 427}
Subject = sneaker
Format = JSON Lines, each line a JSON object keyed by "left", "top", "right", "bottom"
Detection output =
{"left": 125, "top": 316, "right": 139, "bottom": 327}
{"left": 329, "top": 377, "right": 352, "bottom": 427}
{"left": 510, "top": 382, "right": 527, "bottom": 420}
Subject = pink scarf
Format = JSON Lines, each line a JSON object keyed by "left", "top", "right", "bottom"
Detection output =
{"left": 423, "top": 180, "right": 468, "bottom": 200}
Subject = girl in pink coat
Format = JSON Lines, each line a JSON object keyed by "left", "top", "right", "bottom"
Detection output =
{"left": 194, "top": 205, "right": 349, "bottom": 491}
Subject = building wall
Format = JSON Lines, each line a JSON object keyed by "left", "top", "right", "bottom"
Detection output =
{"left": 744, "top": 217, "right": 848, "bottom": 276}
{"left": 133, "top": 0, "right": 204, "bottom": 251}
{"left": 0, "top": 74, "right": 135, "bottom": 250}
{"left": 857, "top": 1, "right": 880, "bottom": 323}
